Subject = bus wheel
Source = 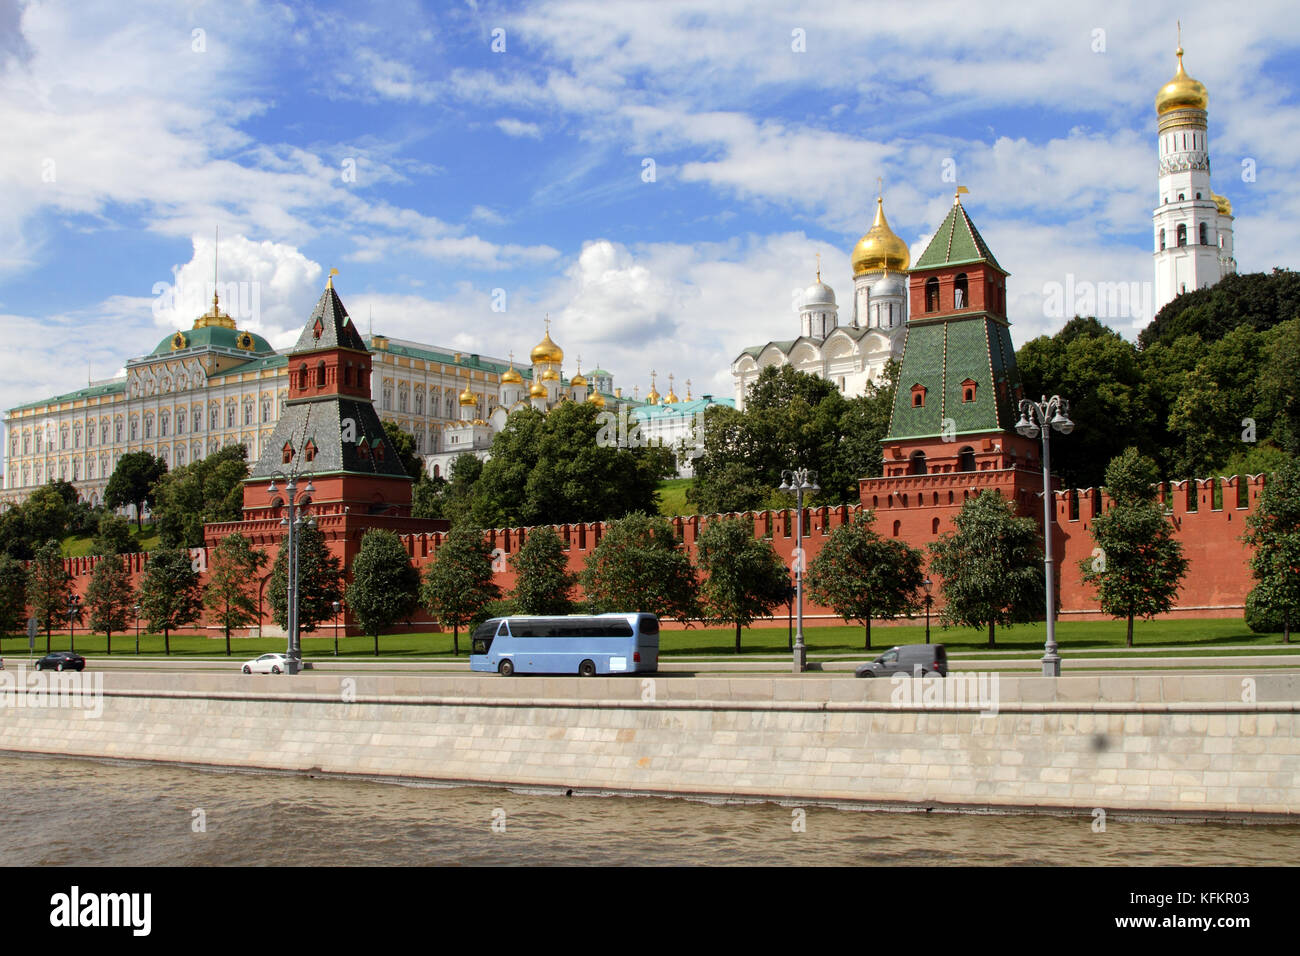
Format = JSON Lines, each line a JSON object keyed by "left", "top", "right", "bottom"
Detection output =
{"left": 499, "top": 659, "right": 514, "bottom": 676}
{"left": 579, "top": 660, "right": 597, "bottom": 677}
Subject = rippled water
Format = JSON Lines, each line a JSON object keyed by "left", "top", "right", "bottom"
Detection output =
{"left": 1, "top": 753, "right": 1294, "bottom": 866}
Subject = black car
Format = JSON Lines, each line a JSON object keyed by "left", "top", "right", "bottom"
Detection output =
{"left": 34, "top": 651, "right": 86, "bottom": 672}
{"left": 855, "top": 644, "right": 947, "bottom": 678}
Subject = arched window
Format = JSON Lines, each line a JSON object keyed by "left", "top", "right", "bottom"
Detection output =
{"left": 961, "top": 379, "right": 977, "bottom": 403}
{"left": 130, "top": 418, "right": 139, "bottom": 441}
{"left": 1176, "top": 223, "right": 1187, "bottom": 247}
{"left": 958, "top": 446, "right": 976, "bottom": 472}
{"left": 909, "top": 451, "right": 927, "bottom": 475}
{"left": 1199, "top": 222, "right": 1208, "bottom": 245}
{"left": 226, "top": 403, "right": 236, "bottom": 428}
{"left": 954, "top": 273, "right": 968, "bottom": 309}
{"left": 261, "top": 399, "right": 271, "bottom": 423}
{"left": 243, "top": 402, "right": 253, "bottom": 426}
{"left": 1158, "top": 228, "right": 1166, "bottom": 251}
{"left": 925, "top": 277, "right": 940, "bottom": 313}
{"left": 399, "top": 385, "right": 408, "bottom": 412}
{"left": 317, "top": 360, "right": 327, "bottom": 388}
{"left": 892, "top": 520, "right": 901, "bottom": 537}
{"left": 298, "top": 363, "right": 308, "bottom": 389}
{"left": 910, "top": 384, "right": 926, "bottom": 408}
{"left": 931, "top": 517, "right": 940, "bottom": 534}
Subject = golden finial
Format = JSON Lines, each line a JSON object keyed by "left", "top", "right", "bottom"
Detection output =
{"left": 877, "top": 175, "right": 883, "bottom": 200}
{"left": 327, "top": 267, "right": 339, "bottom": 289}
{"left": 954, "top": 185, "right": 970, "bottom": 205}
{"left": 815, "top": 251, "right": 821, "bottom": 283}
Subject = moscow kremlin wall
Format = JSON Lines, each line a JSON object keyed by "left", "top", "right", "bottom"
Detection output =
{"left": 47, "top": 198, "right": 1266, "bottom": 638}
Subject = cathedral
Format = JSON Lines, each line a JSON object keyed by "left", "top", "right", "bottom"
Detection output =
{"left": 731, "top": 191, "right": 911, "bottom": 409}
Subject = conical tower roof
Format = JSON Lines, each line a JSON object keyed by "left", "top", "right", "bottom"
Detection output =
{"left": 913, "top": 195, "right": 1005, "bottom": 273}
{"left": 293, "top": 283, "right": 369, "bottom": 354}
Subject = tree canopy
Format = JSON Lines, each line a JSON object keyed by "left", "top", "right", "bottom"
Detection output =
{"left": 1243, "top": 456, "right": 1300, "bottom": 642}
{"left": 204, "top": 532, "right": 269, "bottom": 655}
{"left": 104, "top": 451, "right": 168, "bottom": 529}
{"left": 153, "top": 445, "right": 249, "bottom": 549}
{"left": 382, "top": 421, "right": 424, "bottom": 481}
{"left": 266, "top": 523, "right": 344, "bottom": 636}
{"left": 85, "top": 555, "right": 135, "bottom": 653}
{"left": 581, "top": 512, "right": 699, "bottom": 623}
{"left": 695, "top": 517, "right": 789, "bottom": 652}
{"left": 420, "top": 524, "right": 501, "bottom": 655}
{"left": 347, "top": 528, "right": 421, "bottom": 655}
{"left": 508, "top": 525, "right": 576, "bottom": 616}
{"left": 139, "top": 548, "right": 203, "bottom": 653}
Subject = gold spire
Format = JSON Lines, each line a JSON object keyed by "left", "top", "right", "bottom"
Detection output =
{"left": 193, "top": 228, "right": 235, "bottom": 330}
{"left": 663, "top": 372, "right": 678, "bottom": 405}
{"left": 1156, "top": 33, "right": 1208, "bottom": 115}
{"left": 851, "top": 190, "right": 910, "bottom": 276}
{"left": 646, "top": 369, "right": 660, "bottom": 405}
{"left": 327, "top": 267, "right": 339, "bottom": 289}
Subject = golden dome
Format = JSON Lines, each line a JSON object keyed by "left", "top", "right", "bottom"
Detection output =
{"left": 587, "top": 391, "right": 605, "bottom": 408}
{"left": 459, "top": 385, "right": 476, "bottom": 407}
{"left": 500, "top": 365, "right": 523, "bottom": 384}
{"left": 645, "top": 388, "right": 660, "bottom": 405}
{"left": 542, "top": 367, "right": 560, "bottom": 381}
{"left": 663, "top": 389, "right": 678, "bottom": 404}
{"left": 529, "top": 382, "right": 547, "bottom": 398}
{"left": 851, "top": 196, "right": 910, "bottom": 276}
{"left": 570, "top": 373, "right": 587, "bottom": 387}
{"left": 1212, "top": 192, "right": 1232, "bottom": 216}
{"left": 1156, "top": 48, "right": 1208, "bottom": 115}
{"left": 530, "top": 327, "right": 564, "bottom": 365}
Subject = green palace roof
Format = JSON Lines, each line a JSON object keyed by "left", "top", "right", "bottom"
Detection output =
{"left": 913, "top": 198, "right": 1005, "bottom": 273}
{"left": 149, "top": 324, "right": 275, "bottom": 357}
{"left": 8, "top": 379, "right": 126, "bottom": 414}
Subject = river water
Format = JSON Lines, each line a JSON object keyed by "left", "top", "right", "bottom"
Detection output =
{"left": 3, "top": 753, "right": 1296, "bottom": 866}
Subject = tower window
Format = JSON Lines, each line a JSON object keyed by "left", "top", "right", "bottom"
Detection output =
{"left": 1199, "top": 222, "right": 1208, "bottom": 245}
{"left": 924, "top": 277, "right": 939, "bottom": 313}
{"left": 961, "top": 379, "right": 977, "bottom": 403}
{"left": 958, "top": 446, "right": 976, "bottom": 472}
{"left": 911, "top": 384, "right": 926, "bottom": 407}
{"left": 1159, "top": 228, "right": 1166, "bottom": 251}
{"left": 954, "top": 274, "right": 968, "bottom": 309}
{"left": 1177, "top": 223, "right": 1187, "bottom": 247}
{"left": 909, "top": 451, "right": 927, "bottom": 475}
{"left": 1178, "top": 193, "right": 1185, "bottom": 201}
{"left": 1196, "top": 192, "right": 1202, "bottom": 199}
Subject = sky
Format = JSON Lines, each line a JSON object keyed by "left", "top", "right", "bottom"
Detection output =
{"left": 1, "top": 0, "right": 1298, "bottom": 427}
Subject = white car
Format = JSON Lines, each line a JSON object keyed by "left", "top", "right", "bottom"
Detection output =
{"left": 241, "top": 653, "right": 291, "bottom": 675}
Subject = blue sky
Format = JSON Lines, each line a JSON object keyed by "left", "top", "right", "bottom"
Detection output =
{"left": 2, "top": 0, "right": 1299, "bottom": 424}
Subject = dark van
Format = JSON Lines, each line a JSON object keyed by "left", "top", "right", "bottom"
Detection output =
{"left": 854, "top": 644, "right": 947, "bottom": 678}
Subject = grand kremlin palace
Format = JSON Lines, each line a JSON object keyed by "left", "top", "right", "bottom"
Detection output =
{"left": 2, "top": 290, "right": 726, "bottom": 509}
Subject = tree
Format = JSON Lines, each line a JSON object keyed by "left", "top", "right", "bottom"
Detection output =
{"left": 0, "top": 555, "right": 28, "bottom": 637}
{"left": 806, "top": 511, "right": 925, "bottom": 650}
{"left": 581, "top": 512, "right": 699, "bottom": 623}
{"left": 204, "top": 533, "right": 268, "bottom": 656}
{"left": 85, "top": 555, "right": 135, "bottom": 655}
{"left": 26, "top": 538, "right": 71, "bottom": 650}
{"left": 152, "top": 445, "right": 249, "bottom": 549}
{"left": 266, "top": 524, "right": 345, "bottom": 637}
{"left": 92, "top": 513, "right": 135, "bottom": 557}
{"left": 347, "top": 529, "right": 421, "bottom": 656}
{"left": 1079, "top": 448, "right": 1189, "bottom": 646}
{"left": 140, "top": 548, "right": 203, "bottom": 654}
{"left": 695, "top": 517, "right": 789, "bottom": 652}
{"left": 382, "top": 421, "right": 424, "bottom": 481}
{"left": 23, "top": 484, "right": 72, "bottom": 546}
{"left": 470, "top": 401, "right": 675, "bottom": 527}
{"left": 421, "top": 524, "right": 501, "bottom": 655}
{"left": 927, "top": 491, "right": 1046, "bottom": 648}
{"left": 104, "top": 451, "right": 168, "bottom": 530}
{"left": 508, "top": 525, "right": 576, "bottom": 616}
{"left": 1243, "top": 456, "right": 1300, "bottom": 643}
{"left": 413, "top": 453, "right": 482, "bottom": 523}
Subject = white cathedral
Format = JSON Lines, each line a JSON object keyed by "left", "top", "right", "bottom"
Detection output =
{"left": 731, "top": 193, "right": 911, "bottom": 409}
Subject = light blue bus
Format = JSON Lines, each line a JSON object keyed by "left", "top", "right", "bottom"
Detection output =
{"left": 469, "top": 613, "right": 660, "bottom": 676}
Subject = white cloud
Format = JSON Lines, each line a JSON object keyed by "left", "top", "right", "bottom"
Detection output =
{"left": 496, "top": 117, "right": 542, "bottom": 139}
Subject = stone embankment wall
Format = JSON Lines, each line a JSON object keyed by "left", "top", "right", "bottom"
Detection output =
{"left": 1, "top": 672, "right": 1295, "bottom": 817}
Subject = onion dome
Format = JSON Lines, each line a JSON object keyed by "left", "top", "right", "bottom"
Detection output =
{"left": 803, "top": 276, "right": 836, "bottom": 307}
{"left": 459, "top": 385, "right": 476, "bottom": 407}
{"left": 645, "top": 386, "right": 660, "bottom": 405}
{"left": 542, "top": 367, "right": 560, "bottom": 381}
{"left": 587, "top": 391, "right": 605, "bottom": 408}
{"left": 1212, "top": 192, "right": 1232, "bottom": 216}
{"left": 1156, "top": 47, "right": 1208, "bottom": 115}
{"left": 529, "top": 382, "right": 547, "bottom": 398}
{"left": 500, "top": 364, "right": 523, "bottom": 384}
{"left": 570, "top": 372, "right": 587, "bottom": 387}
{"left": 530, "top": 326, "right": 564, "bottom": 365}
{"left": 663, "top": 387, "right": 678, "bottom": 404}
{"left": 851, "top": 196, "right": 910, "bottom": 276}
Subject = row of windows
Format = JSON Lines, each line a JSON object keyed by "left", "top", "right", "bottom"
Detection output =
{"left": 921, "top": 273, "right": 1004, "bottom": 314}
{"left": 909, "top": 380, "right": 977, "bottom": 408}
{"left": 1158, "top": 222, "right": 1215, "bottom": 249}
{"left": 9, "top": 438, "right": 255, "bottom": 488}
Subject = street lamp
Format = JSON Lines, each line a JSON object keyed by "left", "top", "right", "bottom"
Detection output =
{"left": 67, "top": 593, "right": 80, "bottom": 651}
{"left": 779, "top": 467, "right": 819, "bottom": 673}
{"left": 1015, "top": 394, "right": 1075, "bottom": 677}
{"left": 332, "top": 600, "right": 342, "bottom": 657}
{"left": 923, "top": 577, "right": 933, "bottom": 645}
{"left": 133, "top": 602, "right": 141, "bottom": 655}
{"left": 268, "top": 471, "right": 316, "bottom": 675}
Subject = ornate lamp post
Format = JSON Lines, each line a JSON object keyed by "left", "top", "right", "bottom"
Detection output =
{"left": 267, "top": 471, "right": 315, "bottom": 675}
{"left": 1015, "top": 394, "right": 1075, "bottom": 677}
{"left": 332, "top": 600, "right": 342, "bottom": 657}
{"left": 779, "top": 468, "right": 819, "bottom": 673}
{"left": 133, "top": 603, "right": 141, "bottom": 655}
{"left": 67, "top": 593, "right": 80, "bottom": 651}
{"left": 923, "top": 577, "right": 933, "bottom": 644}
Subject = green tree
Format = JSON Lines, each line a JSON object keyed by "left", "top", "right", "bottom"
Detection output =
{"left": 0, "top": 506, "right": 35, "bottom": 560}
{"left": 26, "top": 538, "right": 70, "bottom": 650}
{"left": 382, "top": 421, "right": 425, "bottom": 481}
{"left": 266, "top": 524, "right": 345, "bottom": 637}
{"left": 152, "top": 445, "right": 249, "bottom": 549}
{"left": 695, "top": 517, "right": 789, "bottom": 652}
{"left": 927, "top": 491, "right": 1046, "bottom": 648}
{"left": 0, "top": 555, "right": 28, "bottom": 637}
{"left": 1243, "top": 456, "right": 1300, "bottom": 643}
{"left": 204, "top": 533, "right": 269, "bottom": 656}
{"left": 413, "top": 453, "right": 482, "bottom": 523}
{"left": 91, "top": 513, "right": 135, "bottom": 557}
{"left": 104, "top": 451, "right": 168, "bottom": 530}
{"left": 347, "top": 529, "right": 421, "bottom": 656}
{"left": 23, "top": 483, "right": 72, "bottom": 546}
{"left": 140, "top": 548, "right": 203, "bottom": 654}
{"left": 508, "top": 525, "right": 576, "bottom": 615}
{"left": 1079, "top": 448, "right": 1189, "bottom": 646}
{"left": 806, "top": 511, "right": 925, "bottom": 650}
{"left": 1254, "top": 318, "right": 1300, "bottom": 456}
{"left": 581, "top": 512, "right": 699, "bottom": 623}
{"left": 420, "top": 524, "right": 502, "bottom": 655}
{"left": 84, "top": 555, "right": 135, "bottom": 655}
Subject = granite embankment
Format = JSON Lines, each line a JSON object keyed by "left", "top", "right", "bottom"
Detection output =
{"left": 0, "top": 671, "right": 1295, "bottom": 817}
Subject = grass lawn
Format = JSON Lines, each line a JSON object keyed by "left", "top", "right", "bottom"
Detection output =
{"left": 62, "top": 524, "right": 160, "bottom": 558}
{"left": 657, "top": 477, "right": 696, "bottom": 517}
{"left": 4, "top": 617, "right": 1293, "bottom": 661}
